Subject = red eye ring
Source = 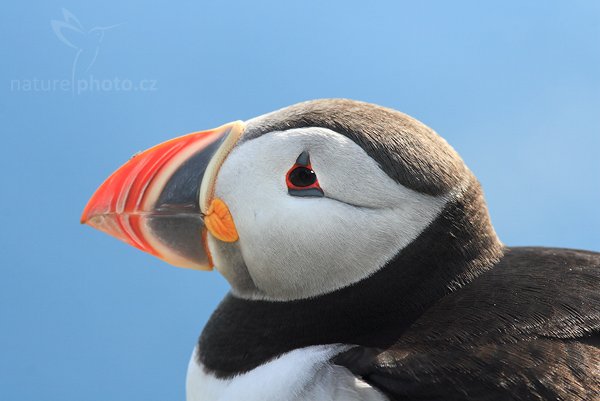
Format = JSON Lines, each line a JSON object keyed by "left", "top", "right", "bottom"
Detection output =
{"left": 286, "top": 164, "right": 320, "bottom": 190}
{"left": 286, "top": 152, "right": 324, "bottom": 197}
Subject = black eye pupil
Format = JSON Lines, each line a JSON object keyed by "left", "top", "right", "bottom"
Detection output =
{"left": 289, "top": 166, "right": 317, "bottom": 187}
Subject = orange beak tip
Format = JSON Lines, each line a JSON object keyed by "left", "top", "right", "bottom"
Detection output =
{"left": 80, "top": 122, "right": 244, "bottom": 271}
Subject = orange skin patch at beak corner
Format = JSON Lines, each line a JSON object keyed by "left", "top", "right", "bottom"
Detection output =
{"left": 204, "top": 198, "right": 239, "bottom": 243}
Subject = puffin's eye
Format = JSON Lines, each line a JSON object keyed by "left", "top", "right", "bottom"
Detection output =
{"left": 286, "top": 151, "right": 324, "bottom": 198}
{"left": 288, "top": 166, "right": 317, "bottom": 187}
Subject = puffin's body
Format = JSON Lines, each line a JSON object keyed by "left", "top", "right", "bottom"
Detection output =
{"left": 82, "top": 99, "right": 600, "bottom": 400}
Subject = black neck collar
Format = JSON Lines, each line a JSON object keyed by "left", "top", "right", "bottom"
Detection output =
{"left": 198, "top": 178, "right": 503, "bottom": 377}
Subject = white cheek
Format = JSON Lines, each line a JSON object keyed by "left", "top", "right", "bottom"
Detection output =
{"left": 239, "top": 195, "right": 444, "bottom": 299}
{"left": 213, "top": 128, "right": 449, "bottom": 300}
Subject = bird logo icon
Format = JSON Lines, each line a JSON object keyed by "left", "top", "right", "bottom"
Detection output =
{"left": 51, "top": 9, "right": 120, "bottom": 82}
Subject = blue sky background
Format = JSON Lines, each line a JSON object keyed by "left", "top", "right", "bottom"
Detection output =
{"left": 1, "top": 1, "right": 599, "bottom": 400}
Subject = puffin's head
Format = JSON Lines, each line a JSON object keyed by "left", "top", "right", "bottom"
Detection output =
{"left": 82, "top": 99, "right": 486, "bottom": 301}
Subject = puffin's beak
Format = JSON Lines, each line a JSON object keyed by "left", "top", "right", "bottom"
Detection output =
{"left": 81, "top": 121, "right": 245, "bottom": 270}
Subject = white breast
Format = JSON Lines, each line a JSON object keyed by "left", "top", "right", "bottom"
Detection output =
{"left": 186, "top": 345, "right": 388, "bottom": 401}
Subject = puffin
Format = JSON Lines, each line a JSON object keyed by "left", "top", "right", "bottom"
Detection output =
{"left": 81, "top": 99, "right": 600, "bottom": 401}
